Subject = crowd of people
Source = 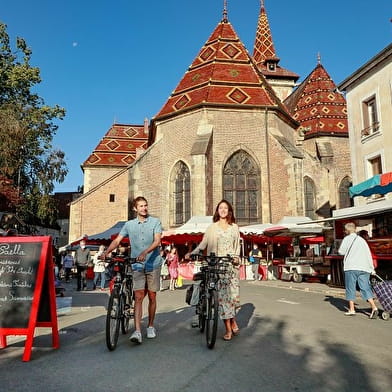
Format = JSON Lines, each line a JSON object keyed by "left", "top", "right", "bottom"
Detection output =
{"left": 54, "top": 195, "right": 381, "bottom": 347}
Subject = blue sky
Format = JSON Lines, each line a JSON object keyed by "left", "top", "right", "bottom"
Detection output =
{"left": 2, "top": 0, "right": 391, "bottom": 192}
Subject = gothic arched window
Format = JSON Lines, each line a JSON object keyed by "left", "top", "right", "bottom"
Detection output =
{"left": 304, "top": 177, "right": 317, "bottom": 219}
{"left": 339, "top": 177, "right": 353, "bottom": 209}
{"left": 223, "top": 150, "right": 260, "bottom": 224}
{"left": 171, "top": 161, "right": 191, "bottom": 225}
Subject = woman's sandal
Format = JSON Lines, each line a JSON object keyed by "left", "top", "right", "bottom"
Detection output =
{"left": 369, "top": 308, "right": 379, "bottom": 319}
{"left": 232, "top": 328, "right": 240, "bottom": 336}
{"left": 223, "top": 333, "right": 232, "bottom": 341}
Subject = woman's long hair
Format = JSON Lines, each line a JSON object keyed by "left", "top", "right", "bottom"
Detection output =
{"left": 213, "top": 199, "right": 236, "bottom": 224}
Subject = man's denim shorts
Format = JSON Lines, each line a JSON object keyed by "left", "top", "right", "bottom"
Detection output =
{"left": 344, "top": 270, "right": 373, "bottom": 301}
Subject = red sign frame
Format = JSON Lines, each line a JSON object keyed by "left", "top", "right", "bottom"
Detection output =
{"left": 0, "top": 236, "right": 59, "bottom": 361}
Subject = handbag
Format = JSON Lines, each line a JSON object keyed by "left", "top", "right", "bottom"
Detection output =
{"left": 161, "top": 263, "right": 169, "bottom": 276}
{"left": 176, "top": 275, "right": 183, "bottom": 288}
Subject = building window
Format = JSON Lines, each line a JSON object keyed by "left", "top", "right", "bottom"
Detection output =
{"left": 369, "top": 155, "right": 382, "bottom": 175}
{"left": 304, "top": 177, "right": 317, "bottom": 219}
{"left": 338, "top": 177, "right": 353, "bottom": 209}
{"left": 361, "top": 96, "right": 379, "bottom": 138}
{"left": 171, "top": 161, "right": 191, "bottom": 225}
{"left": 267, "top": 62, "right": 276, "bottom": 71}
{"left": 223, "top": 150, "right": 260, "bottom": 224}
{"left": 109, "top": 194, "right": 115, "bottom": 202}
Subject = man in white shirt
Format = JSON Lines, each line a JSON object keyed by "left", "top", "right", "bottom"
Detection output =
{"left": 338, "top": 222, "right": 378, "bottom": 318}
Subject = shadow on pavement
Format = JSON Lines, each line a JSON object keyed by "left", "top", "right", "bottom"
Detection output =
{"left": 0, "top": 291, "right": 386, "bottom": 392}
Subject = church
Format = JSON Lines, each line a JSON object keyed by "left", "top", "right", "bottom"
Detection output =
{"left": 69, "top": 1, "right": 352, "bottom": 241}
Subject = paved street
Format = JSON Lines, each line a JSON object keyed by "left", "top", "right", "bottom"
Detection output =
{"left": 1, "top": 279, "right": 391, "bottom": 392}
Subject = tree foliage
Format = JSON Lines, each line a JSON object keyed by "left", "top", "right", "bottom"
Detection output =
{"left": 0, "top": 22, "right": 67, "bottom": 225}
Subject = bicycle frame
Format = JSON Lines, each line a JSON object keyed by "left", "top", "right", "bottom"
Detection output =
{"left": 105, "top": 256, "right": 138, "bottom": 351}
{"left": 192, "top": 252, "right": 232, "bottom": 349}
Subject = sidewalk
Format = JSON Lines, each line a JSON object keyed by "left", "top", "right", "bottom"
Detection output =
{"left": 246, "top": 278, "right": 347, "bottom": 297}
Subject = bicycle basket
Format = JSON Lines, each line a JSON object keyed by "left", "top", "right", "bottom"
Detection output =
{"left": 215, "top": 262, "right": 229, "bottom": 276}
{"left": 193, "top": 272, "right": 204, "bottom": 281}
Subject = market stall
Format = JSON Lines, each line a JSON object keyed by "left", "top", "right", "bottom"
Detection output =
{"left": 263, "top": 217, "right": 331, "bottom": 283}
{"left": 240, "top": 222, "right": 300, "bottom": 280}
{"left": 326, "top": 198, "right": 392, "bottom": 287}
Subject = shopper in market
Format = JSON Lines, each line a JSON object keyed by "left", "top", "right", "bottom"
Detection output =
{"left": 338, "top": 222, "right": 378, "bottom": 318}
{"left": 249, "top": 243, "right": 262, "bottom": 280}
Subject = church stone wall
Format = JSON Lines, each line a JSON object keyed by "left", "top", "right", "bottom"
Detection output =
{"left": 128, "top": 110, "right": 208, "bottom": 230}
{"left": 133, "top": 107, "right": 306, "bottom": 227}
{"left": 69, "top": 169, "right": 129, "bottom": 242}
{"left": 83, "top": 166, "right": 124, "bottom": 193}
{"left": 302, "top": 136, "right": 352, "bottom": 214}
{"left": 128, "top": 139, "right": 167, "bottom": 226}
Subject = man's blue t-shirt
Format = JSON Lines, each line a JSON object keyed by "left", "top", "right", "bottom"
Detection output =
{"left": 119, "top": 216, "right": 162, "bottom": 272}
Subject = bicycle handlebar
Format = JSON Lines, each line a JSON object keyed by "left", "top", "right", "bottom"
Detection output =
{"left": 190, "top": 252, "right": 234, "bottom": 265}
{"left": 104, "top": 256, "right": 142, "bottom": 266}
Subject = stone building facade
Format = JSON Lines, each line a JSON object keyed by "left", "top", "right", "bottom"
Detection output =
{"left": 338, "top": 43, "right": 392, "bottom": 205}
{"left": 69, "top": 3, "right": 352, "bottom": 242}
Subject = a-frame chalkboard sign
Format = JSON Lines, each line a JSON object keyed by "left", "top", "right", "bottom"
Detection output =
{"left": 0, "top": 236, "right": 59, "bottom": 361}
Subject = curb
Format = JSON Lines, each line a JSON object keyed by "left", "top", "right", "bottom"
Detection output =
{"left": 246, "top": 279, "right": 347, "bottom": 297}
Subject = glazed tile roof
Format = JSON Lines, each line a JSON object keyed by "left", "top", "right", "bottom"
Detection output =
{"left": 155, "top": 19, "right": 283, "bottom": 119}
{"left": 253, "top": 3, "right": 298, "bottom": 80}
{"left": 83, "top": 123, "right": 148, "bottom": 167}
{"left": 284, "top": 63, "right": 348, "bottom": 138}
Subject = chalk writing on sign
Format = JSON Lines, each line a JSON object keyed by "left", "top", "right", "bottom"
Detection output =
{"left": 0, "top": 241, "right": 43, "bottom": 328}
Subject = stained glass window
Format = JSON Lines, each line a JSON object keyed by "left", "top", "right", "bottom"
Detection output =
{"left": 304, "top": 177, "right": 316, "bottom": 219}
{"left": 223, "top": 150, "right": 260, "bottom": 224}
{"left": 339, "top": 177, "right": 353, "bottom": 209}
{"left": 172, "top": 161, "right": 191, "bottom": 225}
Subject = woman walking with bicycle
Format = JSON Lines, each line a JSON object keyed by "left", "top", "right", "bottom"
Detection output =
{"left": 187, "top": 199, "right": 241, "bottom": 341}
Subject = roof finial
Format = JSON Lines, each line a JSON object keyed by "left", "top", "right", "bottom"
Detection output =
{"left": 317, "top": 52, "right": 321, "bottom": 64}
{"left": 223, "top": 0, "right": 228, "bottom": 22}
{"left": 261, "top": 0, "right": 265, "bottom": 10}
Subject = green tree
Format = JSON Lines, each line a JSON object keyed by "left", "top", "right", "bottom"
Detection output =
{"left": 0, "top": 22, "right": 67, "bottom": 225}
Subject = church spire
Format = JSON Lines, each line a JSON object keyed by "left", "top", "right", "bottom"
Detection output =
{"left": 253, "top": 0, "right": 278, "bottom": 67}
{"left": 222, "top": 0, "right": 228, "bottom": 22}
{"left": 251, "top": 1, "right": 298, "bottom": 101}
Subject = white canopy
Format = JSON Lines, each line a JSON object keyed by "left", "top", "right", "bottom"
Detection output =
{"left": 173, "top": 216, "right": 213, "bottom": 235}
{"left": 264, "top": 216, "right": 326, "bottom": 236}
{"left": 239, "top": 223, "right": 274, "bottom": 236}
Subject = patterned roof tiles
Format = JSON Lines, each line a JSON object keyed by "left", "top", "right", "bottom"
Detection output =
{"left": 83, "top": 124, "right": 148, "bottom": 167}
{"left": 253, "top": 3, "right": 298, "bottom": 81}
{"left": 155, "top": 19, "right": 281, "bottom": 119}
{"left": 284, "top": 63, "right": 348, "bottom": 138}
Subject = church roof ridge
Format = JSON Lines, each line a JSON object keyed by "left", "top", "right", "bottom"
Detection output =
{"left": 284, "top": 61, "right": 348, "bottom": 138}
{"left": 154, "top": 18, "right": 283, "bottom": 120}
{"left": 83, "top": 123, "right": 148, "bottom": 168}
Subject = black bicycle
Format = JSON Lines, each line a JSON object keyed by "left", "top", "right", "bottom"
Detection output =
{"left": 191, "top": 252, "right": 232, "bottom": 349}
{"left": 105, "top": 255, "right": 140, "bottom": 351}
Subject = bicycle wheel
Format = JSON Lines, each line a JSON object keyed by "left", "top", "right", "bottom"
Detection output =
{"left": 198, "top": 292, "right": 207, "bottom": 333}
{"left": 106, "top": 287, "right": 121, "bottom": 351}
{"left": 121, "top": 291, "right": 132, "bottom": 334}
{"left": 206, "top": 289, "right": 219, "bottom": 349}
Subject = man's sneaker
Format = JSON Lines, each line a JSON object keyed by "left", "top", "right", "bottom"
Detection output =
{"left": 146, "top": 326, "right": 156, "bottom": 339}
{"left": 129, "top": 330, "right": 142, "bottom": 344}
{"left": 344, "top": 310, "right": 356, "bottom": 316}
